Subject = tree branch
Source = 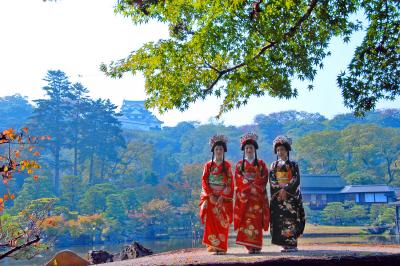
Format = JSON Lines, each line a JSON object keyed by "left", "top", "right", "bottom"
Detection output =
{"left": 203, "top": 0, "right": 319, "bottom": 94}
{"left": 0, "top": 235, "right": 40, "bottom": 260}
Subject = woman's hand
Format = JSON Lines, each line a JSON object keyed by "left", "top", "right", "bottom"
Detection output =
{"left": 278, "top": 189, "right": 287, "bottom": 201}
{"left": 217, "top": 196, "right": 224, "bottom": 208}
{"left": 209, "top": 194, "right": 218, "bottom": 205}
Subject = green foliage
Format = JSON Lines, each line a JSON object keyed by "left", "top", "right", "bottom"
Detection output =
{"left": 370, "top": 204, "right": 396, "bottom": 225}
{"left": 105, "top": 194, "right": 126, "bottom": 221}
{"left": 0, "top": 94, "right": 33, "bottom": 129}
{"left": 103, "top": 0, "right": 398, "bottom": 117}
{"left": 29, "top": 70, "right": 73, "bottom": 195}
{"left": 79, "top": 183, "right": 116, "bottom": 214}
{"left": 60, "top": 175, "right": 83, "bottom": 211}
{"left": 321, "top": 202, "right": 346, "bottom": 225}
{"left": 121, "top": 188, "right": 139, "bottom": 211}
{"left": 337, "top": 1, "right": 400, "bottom": 116}
{"left": 11, "top": 176, "right": 55, "bottom": 213}
{"left": 294, "top": 130, "right": 341, "bottom": 174}
{"left": 295, "top": 123, "right": 400, "bottom": 184}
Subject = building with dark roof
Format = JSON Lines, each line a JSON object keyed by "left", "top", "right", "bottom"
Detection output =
{"left": 340, "top": 184, "right": 397, "bottom": 204}
{"left": 119, "top": 100, "right": 163, "bottom": 131}
{"left": 301, "top": 174, "right": 398, "bottom": 209}
{"left": 301, "top": 174, "right": 346, "bottom": 209}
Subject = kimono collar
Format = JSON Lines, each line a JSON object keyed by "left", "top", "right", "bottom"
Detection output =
{"left": 245, "top": 157, "right": 255, "bottom": 164}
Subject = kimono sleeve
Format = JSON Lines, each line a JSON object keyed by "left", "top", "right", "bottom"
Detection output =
{"left": 269, "top": 161, "right": 281, "bottom": 190}
{"left": 221, "top": 162, "right": 234, "bottom": 199}
{"left": 234, "top": 161, "right": 250, "bottom": 192}
{"left": 201, "top": 162, "right": 213, "bottom": 196}
{"left": 255, "top": 160, "right": 268, "bottom": 187}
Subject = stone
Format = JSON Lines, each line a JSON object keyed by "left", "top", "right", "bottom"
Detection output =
{"left": 119, "top": 241, "right": 153, "bottom": 260}
{"left": 88, "top": 249, "right": 114, "bottom": 264}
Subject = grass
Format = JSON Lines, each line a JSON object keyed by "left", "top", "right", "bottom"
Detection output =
{"left": 304, "top": 224, "right": 367, "bottom": 234}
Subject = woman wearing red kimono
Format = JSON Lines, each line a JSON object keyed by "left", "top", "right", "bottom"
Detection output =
{"left": 199, "top": 134, "right": 234, "bottom": 255}
{"left": 234, "top": 132, "right": 270, "bottom": 254}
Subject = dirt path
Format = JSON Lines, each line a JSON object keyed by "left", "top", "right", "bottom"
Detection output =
{"left": 99, "top": 243, "right": 400, "bottom": 265}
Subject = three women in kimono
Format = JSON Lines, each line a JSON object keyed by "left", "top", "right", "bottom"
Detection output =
{"left": 200, "top": 133, "right": 305, "bottom": 254}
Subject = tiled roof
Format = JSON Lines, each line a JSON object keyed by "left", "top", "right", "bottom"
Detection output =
{"left": 340, "top": 184, "right": 395, "bottom": 193}
{"left": 301, "top": 189, "right": 343, "bottom": 194}
{"left": 301, "top": 174, "right": 346, "bottom": 189}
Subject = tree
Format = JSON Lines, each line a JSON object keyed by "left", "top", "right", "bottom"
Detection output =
{"left": 60, "top": 175, "right": 83, "bottom": 211}
{"left": 65, "top": 82, "right": 90, "bottom": 177}
{"left": 295, "top": 130, "right": 341, "bottom": 174}
{"left": 339, "top": 124, "right": 400, "bottom": 184}
{"left": 112, "top": 140, "right": 154, "bottom": 187}
{"left": 121, "top": 188, "right": 139, "bottom": 211}
{"left": 0, "top": 95, "right": 33, "bottom": 129}
{"left": 30, "top": 70, "right": 73, "bottom": 195}
{"left": 79, "top": 183, "right": 116, "bottom": 214}
{"left": 102, "top": 0, "right": 399, "bottom": 117}
{"left": 0, "top": 198, "right": 58, "bottom": 261}
{"left": 105, "top": 194, "right": 126, "bottom": 221}
{"left": 79, "top": 99, "right": 125, "bottom": 184}
{"left": 321, "top": 202, "right": 346, "bottom": 225}
{"left": 11, "top": 176, "right": 55, "bottom": 213}
{"left": 1, "top": 128, "right": 45, "bottom": 213}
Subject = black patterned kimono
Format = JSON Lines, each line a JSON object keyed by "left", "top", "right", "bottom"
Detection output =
{"left": 269, "top": 160, "right": 305, "bottom": 247}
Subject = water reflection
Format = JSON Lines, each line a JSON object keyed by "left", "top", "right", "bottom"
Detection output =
{"left": 3, "top": 235, "right": 400, "bottom": 266}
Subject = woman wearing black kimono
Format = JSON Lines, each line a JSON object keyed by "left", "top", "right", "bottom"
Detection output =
{"left": 269, "top": 135, "right": 305, "bottom": 252}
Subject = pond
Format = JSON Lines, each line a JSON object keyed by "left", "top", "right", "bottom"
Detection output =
{"left": 3, "top": 235, "right": 400, "bottom": 265}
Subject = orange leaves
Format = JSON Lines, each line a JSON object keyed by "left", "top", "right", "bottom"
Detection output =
{"left": 0, "top": 197, "right": 4, "bottom": 212}
{"left": 41, "top": 216, "right": 64, "bottom": 228}
{"left": 2, "top": 128, "right": 14, "bottom": 136}
{"left": 1, "top": 127, "right": 46, "bottom": 212}
{"left": 2, "top": 193, "right": 15, "bottom": 201}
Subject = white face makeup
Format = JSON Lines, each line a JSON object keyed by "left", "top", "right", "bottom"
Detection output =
{"left": 276, "top": 145, "right": 288, "bottom": 160}
{"left": 245, "top": 144, "right": 255, "bottom": 159}
{"left": 214, "top": 145, "right": 224, "bottom": 161}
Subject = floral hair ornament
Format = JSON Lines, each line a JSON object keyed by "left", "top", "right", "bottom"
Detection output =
{"left": 209, "top": 134, "right": 228, "bottom": 152}
{"left": 273, "top": 135, "right": 292, "bottom": 153}
{"left": 240, "top": 132, "right": 259, "bottom": 150}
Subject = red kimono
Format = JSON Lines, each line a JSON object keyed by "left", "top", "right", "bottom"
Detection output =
{"left": 234, "top": 159, "right": 270, "bottom": 250}
{"left": 199, "top": 160, "right": 234, "bottom": 252}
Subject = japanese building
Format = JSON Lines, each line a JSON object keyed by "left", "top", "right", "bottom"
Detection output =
{"left": 119, "top": 100, "right": 163, "bottom": 131}
{"left": 301, "top": 174, "right": 398, "bottom": 209}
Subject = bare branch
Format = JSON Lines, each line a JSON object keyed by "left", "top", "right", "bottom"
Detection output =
{"left": 0, "top": 235, "right": 40, "bottom": 260}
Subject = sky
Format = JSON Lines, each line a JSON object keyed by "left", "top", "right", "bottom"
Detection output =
{"left": 0, "top": 0, "right": 399, "bottom": 127}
